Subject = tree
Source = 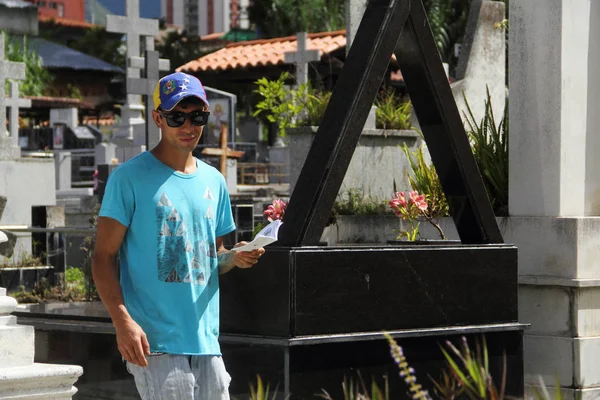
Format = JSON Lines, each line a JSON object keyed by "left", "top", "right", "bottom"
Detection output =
{"left": 423, "top": 0, "right": 470, "bottom": 63}
{"left": 248, "top": 0, "right": 345, "bottom": 38}
{"left": 67, "top": 26, "right": 126, "bottom": 69}
{"left": 155, "top": 30, "right": 207, "bottom": 72}
{"left": 3, "top": 33, "right": 53, "bottom": 97}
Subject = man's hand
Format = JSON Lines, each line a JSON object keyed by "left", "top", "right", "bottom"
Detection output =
{"left": 114, "top": 317, "right": 150, "bottom": 367}
{"left": 231, "top": 242, "right": 265, "bottom": 268}
{"left": 217, "top": 237, "right": 265, "bottom": 274}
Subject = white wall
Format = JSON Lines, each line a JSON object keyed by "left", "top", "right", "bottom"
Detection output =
{"left": 0, "top": 159, "right": 55, "bottom": 264}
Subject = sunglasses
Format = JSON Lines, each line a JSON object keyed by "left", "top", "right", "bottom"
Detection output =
{"left": 159, "top": 110, "right": 210, "bottom": 128}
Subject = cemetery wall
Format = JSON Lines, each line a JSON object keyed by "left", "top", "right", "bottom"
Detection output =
{"left": 0, "top": 6, "right": 38, "bottom": 36}
{"left": 0, "top": 158, "right": 55, "bottom": 264}
{"left": 288, "top": 127, "right": 422, "bottom": 201}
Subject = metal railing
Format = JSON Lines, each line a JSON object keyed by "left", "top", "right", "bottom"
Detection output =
{"left": 238, "top": 163, "right": 288, "bottom": 185}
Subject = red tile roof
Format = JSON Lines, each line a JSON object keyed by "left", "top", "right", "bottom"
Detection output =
{"left": 25, "top": 96, "right": 94, "bottom": 109}
{"left": 177, "top": 30, "right": 346, "bottom": 73}
{"left": 39, "top": 15, "right": 95, "bottom": 29}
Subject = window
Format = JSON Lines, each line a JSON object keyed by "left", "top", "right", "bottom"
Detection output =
{"left": 57, "top": 3, "right": 64, "bottom": 16}
{"left": 39, "top": 1, "right": 46, "bottom": 7}
{"left": 49, "top": 2, "right": 57, "bottom": 9}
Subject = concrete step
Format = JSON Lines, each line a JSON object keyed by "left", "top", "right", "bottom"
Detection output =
{"left": 0, "top": 362, "right": 83, "bottom": 399}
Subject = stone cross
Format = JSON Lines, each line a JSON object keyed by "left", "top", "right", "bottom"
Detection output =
{"left": 0, "top": 34, "right": 26, "bottom": 138}
{"left": 107, "top": 0, "right": 159, "bottom": 143}
{"left": 284, "top": 32, "right": 321, "bottom": 87}
{"left": 128, "top": 50, "right": 164, "bottom": 150}
{"left": 6, "top": 81, "right": 31, "bottom": 147}
{"left": 201, "top": 124, "right": 244, "bottom": 177}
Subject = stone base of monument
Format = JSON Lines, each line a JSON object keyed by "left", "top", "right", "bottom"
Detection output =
{"left": 0, "top": 136, "right": 20, "bottom": 161}
{"left": 220, "top": 244, "right": 524, "bottom": 398}
{"left": 0, "top": 288, "right": 82, "bottom": 399}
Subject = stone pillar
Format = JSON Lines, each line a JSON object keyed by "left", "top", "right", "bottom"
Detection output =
{"left": 0, "top": 287, "right": 82, "bottom": 398}
{"left": 508, "top": 0, "right": 600, "bottom": 397}
{"left": 54, "top": 151, "right": 72, "bottom": 191}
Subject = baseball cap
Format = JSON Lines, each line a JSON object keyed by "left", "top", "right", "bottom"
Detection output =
{"left": 153, "top": 72, "right": 210, "bottom": 111}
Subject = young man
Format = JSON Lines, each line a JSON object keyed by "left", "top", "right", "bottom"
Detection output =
{"left": 92, "top": 72, "right": 264, "bottom": 399}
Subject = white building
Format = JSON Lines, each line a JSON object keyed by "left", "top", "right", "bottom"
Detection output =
{"left": 161, "top": 0, "right": 249, "bottom": 36}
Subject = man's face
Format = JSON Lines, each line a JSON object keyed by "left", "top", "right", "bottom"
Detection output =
{"left": 152, "top": 101, "right": 206, "bottom": 153}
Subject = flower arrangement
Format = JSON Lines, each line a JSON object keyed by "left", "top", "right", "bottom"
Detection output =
{"left": 389, "top": 190, "right": 445, "bottom": 241}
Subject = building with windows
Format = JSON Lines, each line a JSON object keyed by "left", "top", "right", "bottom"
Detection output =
{"left": 161, "top": 0, "right": 249, "bottom": 36}
{"left": 24, "top": 0, "right": 85, "bottom": 22}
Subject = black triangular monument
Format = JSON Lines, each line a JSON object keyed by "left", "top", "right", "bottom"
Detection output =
{"left": 278, "top": 0, "right": 503, "bottom": 246}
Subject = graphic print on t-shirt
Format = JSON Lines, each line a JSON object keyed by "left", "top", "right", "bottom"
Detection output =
{"left": 156, "top": 192, "right": 217, "bottom": 285}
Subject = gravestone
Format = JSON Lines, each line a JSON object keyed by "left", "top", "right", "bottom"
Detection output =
{"left": 0, "top": 33, "right": 26, "bottom": 160}
{"left": 106, "top": 0, "right": 159, "bottom": 148}
{"left": 127, "top": 50, "right": 170, "bottom": 150}
{"left": 219, "top": 0, "right": 523, "bottom": 398}
{"left": 6, "top": 81, "right": 31, "bottom": 149}
{"left": 451, "top": 0, "right": 506, "bottom": 127}
{"left": 284, "top": 32, "right": 322, "bottom": 87}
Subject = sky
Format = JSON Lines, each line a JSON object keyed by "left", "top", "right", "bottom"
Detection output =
{"left": 98, "top": 0, "right": 161, "bottom": 19}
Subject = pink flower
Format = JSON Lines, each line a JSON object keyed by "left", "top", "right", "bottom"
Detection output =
{"left": 408, "top": 191, "right": 428, "bottom": 211}
{"left": 389, "top": 192, "right": 408, "bottom": 216}
{"left": 264, "top": 199, "right": 287, "bottom": 221}
{"left": 415, "top": 196, "right": 428, "bottom": 211}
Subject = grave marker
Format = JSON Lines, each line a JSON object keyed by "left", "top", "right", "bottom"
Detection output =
{"left": 284, "top": 32, "right": 322, "bottom": 87}
{"left": 127, "top": 50, "right": 167, "bottom": 149}
{"left": 0, "top": 34, "right": 26, "bottom": 138}
{"left": 201, "top": 123, "right": 244, "bottom": 177}
{"left": 106, "top": 0, "right": 159, "bottom": 143}
{"left": 6, "top": 81, "right": 31, "bottom": 147}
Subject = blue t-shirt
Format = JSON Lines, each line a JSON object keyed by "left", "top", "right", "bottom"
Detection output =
{"left": 98, "top": 152, "right": 236, "bottom": 355}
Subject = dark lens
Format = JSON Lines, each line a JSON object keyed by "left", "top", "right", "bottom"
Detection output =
{"left": 165, "top": 112, "right": 186, "bottom": 127}
{"left": 191, "top": 111, "right": 210, "bottom": 126}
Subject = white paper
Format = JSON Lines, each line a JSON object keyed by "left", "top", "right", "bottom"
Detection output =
{"left": 232, "top": 219, "right": 283, "bottom": 252}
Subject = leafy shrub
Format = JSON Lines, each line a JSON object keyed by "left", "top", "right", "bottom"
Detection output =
{"left": 253, "top": 73, "right": 332, "bottom": 136}
{"left": 375, "top": 89, "right": 412, "bottom": 130}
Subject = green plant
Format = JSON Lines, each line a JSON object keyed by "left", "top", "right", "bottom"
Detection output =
{"left": 463, "top": 88, "right": 508, "bottom": 216}
{"left": 253, "top": 72, "right": 304, "bottom": 137}
{"left": 3, "top": 32, "right": 54, "bottom": 97}
{"left": 423, "top": 0, "right": 470, "bottom": 65}
{"left": 297, "top": 88, "right": 331, "bottom": 127}
{"left": 375, "top": 89, "right": 412, "bottom": 130}
{"left": 318, "top": 374, "right": 389, "bottom": 400}
{"left": 400, "top": 142, "right": 450, "bottom": 220}
{"left": 0, "top": 250, "right": 43, "bottom": 269}
{"left": 253, "top": 73, "right": 332, "bottom": 136}
{"left": 333, "top": 189, "right": 390, "bottom": 217}
{"left": 435, "top": 336, "right": 506, "bottom": 400}
{"left": 249, "top": 375, "right": 280, "bottom": 400}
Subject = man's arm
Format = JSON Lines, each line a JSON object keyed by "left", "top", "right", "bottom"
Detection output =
{"left": 92, "top": 217, "right": 150, "bottom": 367}
{"left": 216, "top": 237, "right": 264, "bottom": 275}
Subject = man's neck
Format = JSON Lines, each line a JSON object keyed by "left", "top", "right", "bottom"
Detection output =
{"left": 151, "top": 144, "right": 197, "bottom": 174}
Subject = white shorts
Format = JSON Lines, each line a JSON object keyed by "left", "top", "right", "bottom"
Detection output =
{"left": 126, "top": 353, "right": 231, "bottom": 400}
